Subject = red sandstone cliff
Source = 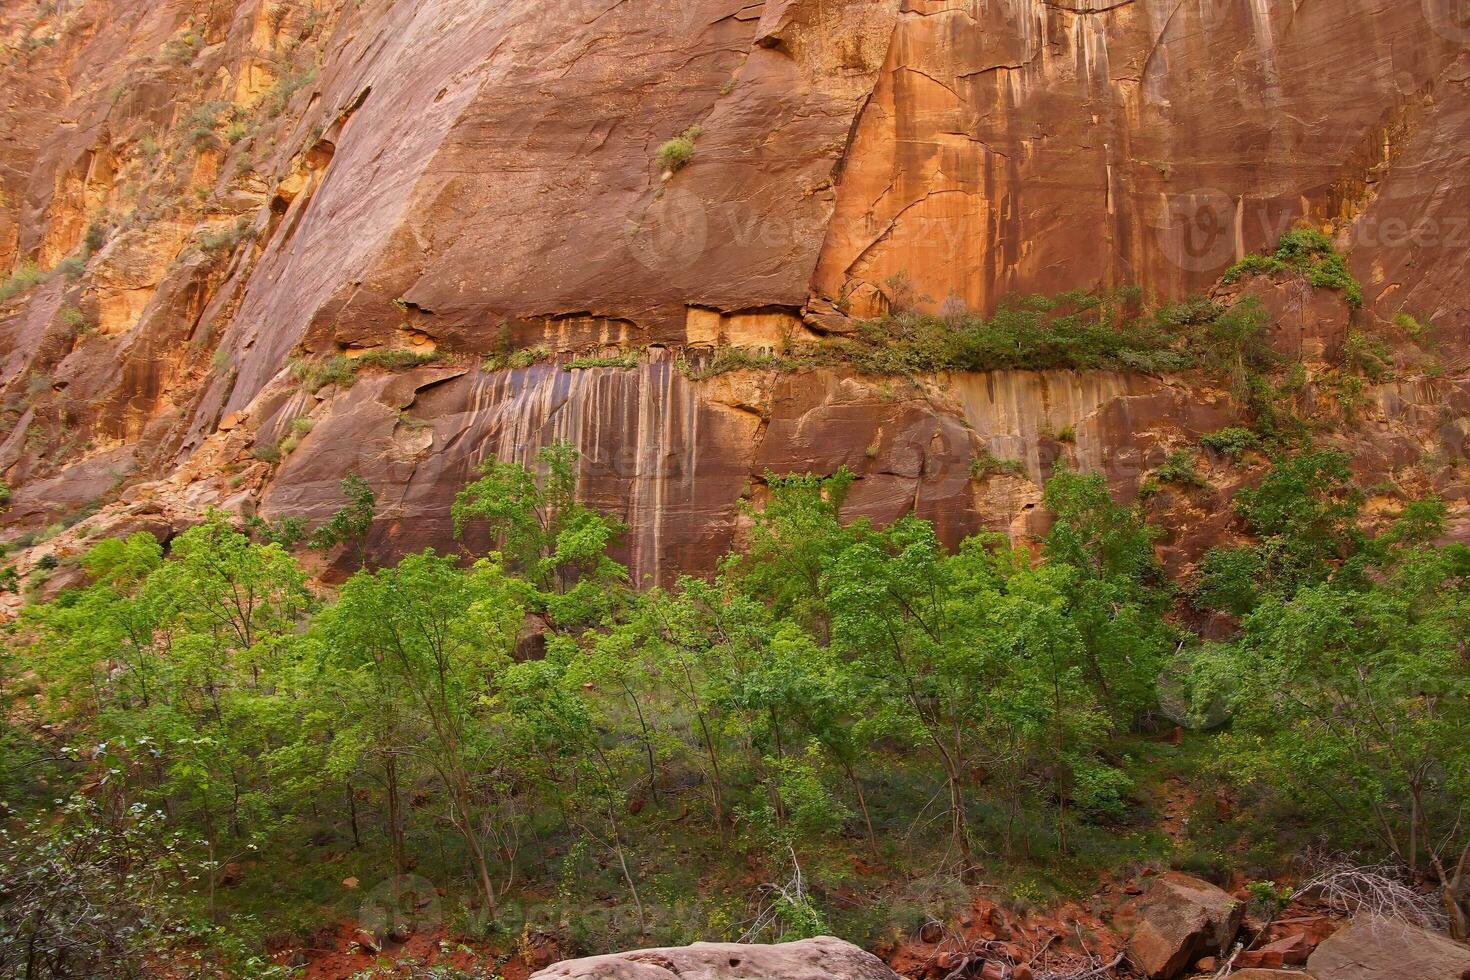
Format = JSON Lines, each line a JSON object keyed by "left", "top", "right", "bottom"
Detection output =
{"left": 1, "top": 0, "right": 1468, "bottom": 594}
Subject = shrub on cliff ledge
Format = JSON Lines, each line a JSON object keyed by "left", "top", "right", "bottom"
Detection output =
{"left": 1223, "top": 227, "right": 1363, "bottom": 307}
{"left": 0, "top": 262, "right": 47, "bottom": 303}
{"left": 844, "top": 290, "right": 1191, "bottom": 375}
{"left": 656, "top": 125, "right": 703, "bottom": 174}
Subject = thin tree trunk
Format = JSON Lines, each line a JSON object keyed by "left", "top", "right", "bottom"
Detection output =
{"left": 346, "top": 781, "right": 361, "bottom": 848}
{"left": 841, "top": 760, "right": 878, "bottom": 857}
{"left": 385, "top": 756, "right": 406, "bottom": 879}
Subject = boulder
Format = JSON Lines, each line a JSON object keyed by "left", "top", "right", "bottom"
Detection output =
{"left": 1117, "top": 872, "right": 1243, "bottom": 980}
{"left": 1230, "top": 972, "right": 1317, "bottom": 980}
{"left": 1236, "top": 933, "right": 1311, "bottom": 969}
{"left": 529, "top": 937, "right": 901, "bottom": 980}
{"left": 1306, "top": 916, "right": 1470, "bottom": 980}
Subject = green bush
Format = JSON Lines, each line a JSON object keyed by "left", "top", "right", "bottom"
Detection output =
{"left": 970, "top": 449, "right": 1027, "bottom": 480}
{"left": 677, "top": 346, "right": 798, "bottom": 380}
{"left": 200, "top": 219, "right": 251, "bottom": 254}
{"left": 1139, "top": 450, "right": 1207, "bottom": 499}
{"left": 1223, "top": 228, "right": 1363, "bottom": 307}
{"left": 1340, "top": 329, "right": 1392, "bottom": 381}
{"left": 59, "top": 305, "right": 89, "bottom": 332}
{"left": 839, "top": 291, "right": 1193, "bottom": 376}
{"left": 656, "top": 125, "right": 703, "bottom": 173}
{"left": 1199, "top": 427, "right": 1259, "bottom": 459}
{"left": 0, "top": 262, "right": 48, "bottom": 302}
{"left": 53, "top": 255, "right": 87, "bottom": 281}
{"left": 288, "top": 355, "right": 357, "bottom": 393}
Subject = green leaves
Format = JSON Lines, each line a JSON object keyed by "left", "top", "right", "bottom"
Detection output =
{"left": 453, "top": 442, "right": 628, "bottom": 611}
{"left": 1187, "top": 451, "right": 1470, "bottom": 905}
{"left": 308, "top": 473, "right": 376, "bottom": 563}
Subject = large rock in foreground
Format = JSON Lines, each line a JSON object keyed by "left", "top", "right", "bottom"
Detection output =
{"left": 1306, "top": 916, "right": 1470, "bottom": 980}
{"left": 529, "top": 937, "right": 902, "bottom": 980}
{"left": 1117, "top": 872, "right": 1243, "bottom": 979}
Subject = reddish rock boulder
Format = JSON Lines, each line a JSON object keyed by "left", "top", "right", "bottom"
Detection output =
{"left": 1117, "top": 872, "right": 1243, "bottom": 980}
{"left": 529, "top": 937, "right": 901, "bottom": 980}
{"left": 1230, "top": 972, "right": 1318, "bottom": 980}
{"left": 1306, "top": 916, "right": 1470, "bottom": 980}
{"left": 1237, "top": 933, "right": 1312, "bottom": 969}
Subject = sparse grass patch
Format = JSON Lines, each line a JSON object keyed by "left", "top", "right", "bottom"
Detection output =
{"left": 970, "top": 449, "right": 1028, "bottom": 480}
{"left": 53, "top": 255, "right": 86, "bottom": 280}
{"left": 353, "top": 348, "right": 442, "bottom": 371}
{"left": 677, "top": 346, "right": 799, "bottom": 380}
{"left": 288, "top": 355, "right": 357, "bottom": 393}
{"left": 200, "top": 218, "right": 251, "bottom": 254}
{"left": 59, "top": 305, "right": 93, "bottom": 335}
{"left": 483, "top": 347, "right": 551, "bottom": 372}
{"left": 0, "top": 262, "right": 48, "bottom": 302}
{"left": 564, "top": 352, "right": 639, "bottom": 371}
{"left": 289, "top": 349, "right": 441, "bottom": 393}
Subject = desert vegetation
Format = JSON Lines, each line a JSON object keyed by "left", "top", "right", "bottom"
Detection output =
{"left": 2, "top": 431, "right": 1466, "bottom": 973}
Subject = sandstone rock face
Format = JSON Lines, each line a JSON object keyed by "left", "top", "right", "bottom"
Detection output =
{"left": 529, "top": 937, "right": 902, "bottom": 980}
{"left": 1117, "top": 872, "right": 1243, "bottom": 980}
{"left": 2, "top": 0, "right": 1470, "bottom": 589}
{"left": 1306, "top": 916, "right": 1470, "bottom": 980}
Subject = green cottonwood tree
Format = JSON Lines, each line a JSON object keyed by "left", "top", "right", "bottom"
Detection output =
{"left": 316, "top": 551, "right": 528, "bottom": 914}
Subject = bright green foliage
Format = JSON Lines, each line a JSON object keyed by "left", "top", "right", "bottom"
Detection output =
{"left": 1041, "top": 469, "right": 1174, "bottom": 725}
{"left": 453, "top": 442, "right": 627, "bottom": 611}
{"left": 9, "top": 442, "right": 1466, "bottom": 957}
{"left": 314, "top": 550, "right": 529, "bottom": 912}
{"left": 723, "top": 469, "right": 863, "bottom": 628}
{"left": 1191, "top": 490, "right": 1470, "bottom": 936}
{"left": 656, "top": 125, "right": 703, "bottom": 172}
{"left": 17, "top": 517, "right": 311, "bottom": 925}
{"left": 1195, "top": 449, "right": 1365, "bottom": 613}
{"left": 1199, "top": 427, "right": 1260, "bottom": 459}
{"left": 1138, "top": 450, "right": 1207, "bottom": 499}
{"left": 308, "top": 473, "right": 376, "bottom": 566}
{"left": 1223, "top": 228, "right": 1364, "bottom": 307}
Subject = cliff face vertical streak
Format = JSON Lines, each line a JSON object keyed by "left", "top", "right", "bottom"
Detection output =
{"left": 1, "top": 0, "right": 1468, "bottom": 589}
